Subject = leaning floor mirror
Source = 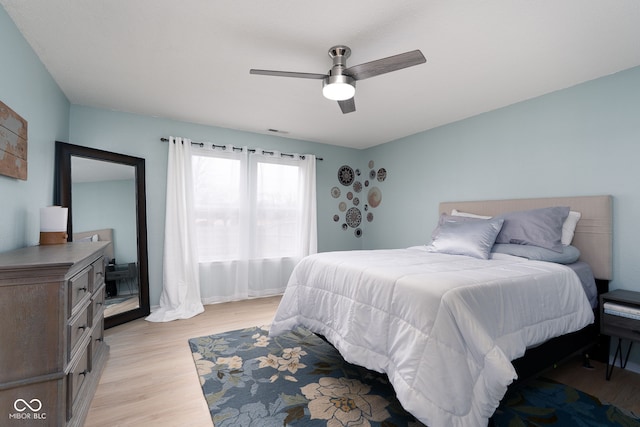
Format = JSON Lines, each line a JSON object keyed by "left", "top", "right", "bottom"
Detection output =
{"left": 55, "top": 141, "right": 150, "bottom": 328}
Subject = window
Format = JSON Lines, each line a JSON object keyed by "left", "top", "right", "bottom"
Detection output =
{"left": 252, "top": 159, "right": 301, "bottom": 258}
{"left": 190, "top": 145, "right": 317, "bottom": 302}
{"left": 192, "top": 154, "right": 243, "bottom": 262}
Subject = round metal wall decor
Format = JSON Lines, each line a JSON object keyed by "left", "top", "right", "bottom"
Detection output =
{"left": 377, "top": 168, "right": 387, "bottom": 182}
{"left": 345, "top": 207, "right": 362, "bottom": 228}
{"left": 331, "top": 186, "right": 341, "bottom": 198}
{"left": 338, "top": 165, "right": 355, "bottom": 186}
{"left": 368, "top": 187, "right": 382, "bottom": 208}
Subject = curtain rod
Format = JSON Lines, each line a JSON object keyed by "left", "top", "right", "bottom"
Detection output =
{"left": 160, "top": 137, "right": 323, "bottom": 161}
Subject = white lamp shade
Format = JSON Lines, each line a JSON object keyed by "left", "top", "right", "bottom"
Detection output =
{"left": 40, "top": 206, "right": 68, "bottom": 232}
{"left": 322, "top": 75, "right": 355, "bottom": 101}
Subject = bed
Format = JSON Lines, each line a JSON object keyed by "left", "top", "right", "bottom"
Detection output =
{"left": 269, "top": 195, "right": 612, "bottom": 427}
{"left": 73, "top": 228, "right": 115, "bottom": 263}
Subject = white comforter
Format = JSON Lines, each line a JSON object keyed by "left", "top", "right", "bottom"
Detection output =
{"left": 269, "top": 247, "right": 594, "bottom": 427}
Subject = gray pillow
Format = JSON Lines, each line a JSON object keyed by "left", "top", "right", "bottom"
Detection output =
{"left": 491, "top": 243, "right": 580, "bottom": 264}
{"left": 430, "top": 213, "right": 485, "bottom": 241}
{"left": 495, "top": 206, "right": 570, "bottom": 253}
{"left": 427, "top": 218, "right": 504, "bottom": 259}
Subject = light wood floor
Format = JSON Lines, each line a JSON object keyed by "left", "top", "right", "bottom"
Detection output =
{"left": 85, "top": 296, "right": 640, "bottom": 426}
{"left": 104, "top": 295, "right": 139, "bottom": 318}
{"left": 546, "top": 352, "right": 640, "bottom": 415}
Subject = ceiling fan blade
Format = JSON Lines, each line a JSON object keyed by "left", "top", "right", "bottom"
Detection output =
{"left": 250, "top": 69, "right": 327, "bottom": 79}
{"left": 344, "top": 50, "right": 426, "bottom": 81}
{"left": 338, "top": 98, "right": 356, "bottom": 114}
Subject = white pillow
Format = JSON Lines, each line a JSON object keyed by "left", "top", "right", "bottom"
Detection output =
{"left": 562, "top": 211, "right": 581, "bottom": 245}
{"left": 76, "top": 233, "right": 99, "bottom": 243}
{"left": 451, "top": 209, "right": 491, "bottom": 219}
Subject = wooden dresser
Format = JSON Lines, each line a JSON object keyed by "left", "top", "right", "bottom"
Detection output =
{"left": 0, "top": 242, "right": 110, "bottom": 426}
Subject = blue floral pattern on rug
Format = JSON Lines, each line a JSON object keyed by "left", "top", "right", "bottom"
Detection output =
{"left": 492, "top": 377, "right": 640, "bottom": 427}
{"left": 189, "top": 326, "right": 640, "bottom": 427}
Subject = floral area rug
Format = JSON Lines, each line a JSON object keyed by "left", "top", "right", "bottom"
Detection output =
{"left": 188, "top": 326, "right": 640, "bottom": 427}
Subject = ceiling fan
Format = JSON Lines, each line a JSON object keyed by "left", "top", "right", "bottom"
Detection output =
{"left": 250, "top": 45, "right": 426, "bottom": 114}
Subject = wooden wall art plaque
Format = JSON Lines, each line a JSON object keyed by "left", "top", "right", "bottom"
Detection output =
{"left": 0, "top": 100, "right": 28, "bottom": 180}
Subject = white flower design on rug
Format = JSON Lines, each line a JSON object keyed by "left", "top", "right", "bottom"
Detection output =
{"left": 301, "top": 377, "right": 390, "bottom": 427}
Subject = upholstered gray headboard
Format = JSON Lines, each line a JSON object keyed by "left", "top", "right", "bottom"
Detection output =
{"left": 439, "top": 195, "right": 613, "bottom": 280}
{"left": 73, "top": 228, "right": 115, "bottom": 263}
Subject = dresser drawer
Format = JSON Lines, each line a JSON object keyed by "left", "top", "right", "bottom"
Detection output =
{"left": 90, "top": 257, "right": 105, "bottom": 292}
{"left": 91, "top": 319, "right": 106, "bottom": 371}
{"left": 68, "top": 265, "right": 92, "bottom": 317}
{"left": 66, "top": 345, "right": 90, "bottom": 422}
{"left": 91, "top": 283, "right": 106, "bottom": 325}
{"left": 68, "top": 304, "right": 91, "bottom": 360}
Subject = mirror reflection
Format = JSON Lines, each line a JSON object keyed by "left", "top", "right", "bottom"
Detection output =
{"left": 71, "top": 157, "right": 140, "bottom": 317}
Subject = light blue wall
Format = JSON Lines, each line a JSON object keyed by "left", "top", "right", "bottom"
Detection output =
{"left": 0, "top": 7, "right": 70, "bottom": 252}
{"left": 68, "top": 105, "right": 361, "bottom": 305}
{"left": 363, "top": 66, "right": 640, "bottom": 370}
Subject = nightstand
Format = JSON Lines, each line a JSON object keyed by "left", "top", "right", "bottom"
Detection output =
{"left": 600, "top": 289, "right": 640, "bottom": 380}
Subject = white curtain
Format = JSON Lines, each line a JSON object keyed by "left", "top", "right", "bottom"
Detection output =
{"left": 146, "top": 137, "right": 204, "bottom": 322}
{"left": 192, "top": 145, "right": 317, "bottom": 303}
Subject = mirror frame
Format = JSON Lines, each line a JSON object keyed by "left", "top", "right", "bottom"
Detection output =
{"left": 54, "top": 141, "right": 150, "bottom": 328}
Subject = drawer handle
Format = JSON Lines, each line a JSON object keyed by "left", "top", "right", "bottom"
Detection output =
{"left": 79, "top": 370, "right": 88, "bottom": 377}
{"left": 96, "top": 272, "right": 104, "bottom": 277}
{"left": 78, "top": 325, "right": 87, "bottom": 331}
{"left": 96, "top": 337, "right": 103, "bottom": 343}
{"left": 79, "top": 287, "right": 87, "bottom": 292}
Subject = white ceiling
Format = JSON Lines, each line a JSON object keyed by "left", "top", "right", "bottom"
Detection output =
{"left": 3, "top": 1, "right": 640, "bottom": 149}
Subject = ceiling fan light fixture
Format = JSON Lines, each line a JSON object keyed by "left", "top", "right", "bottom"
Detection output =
{"left": 251, "top": 45, "right": 426, "bottom": 113}
{"left": 322, "top": 75, "right": 355, "bottom": 101}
